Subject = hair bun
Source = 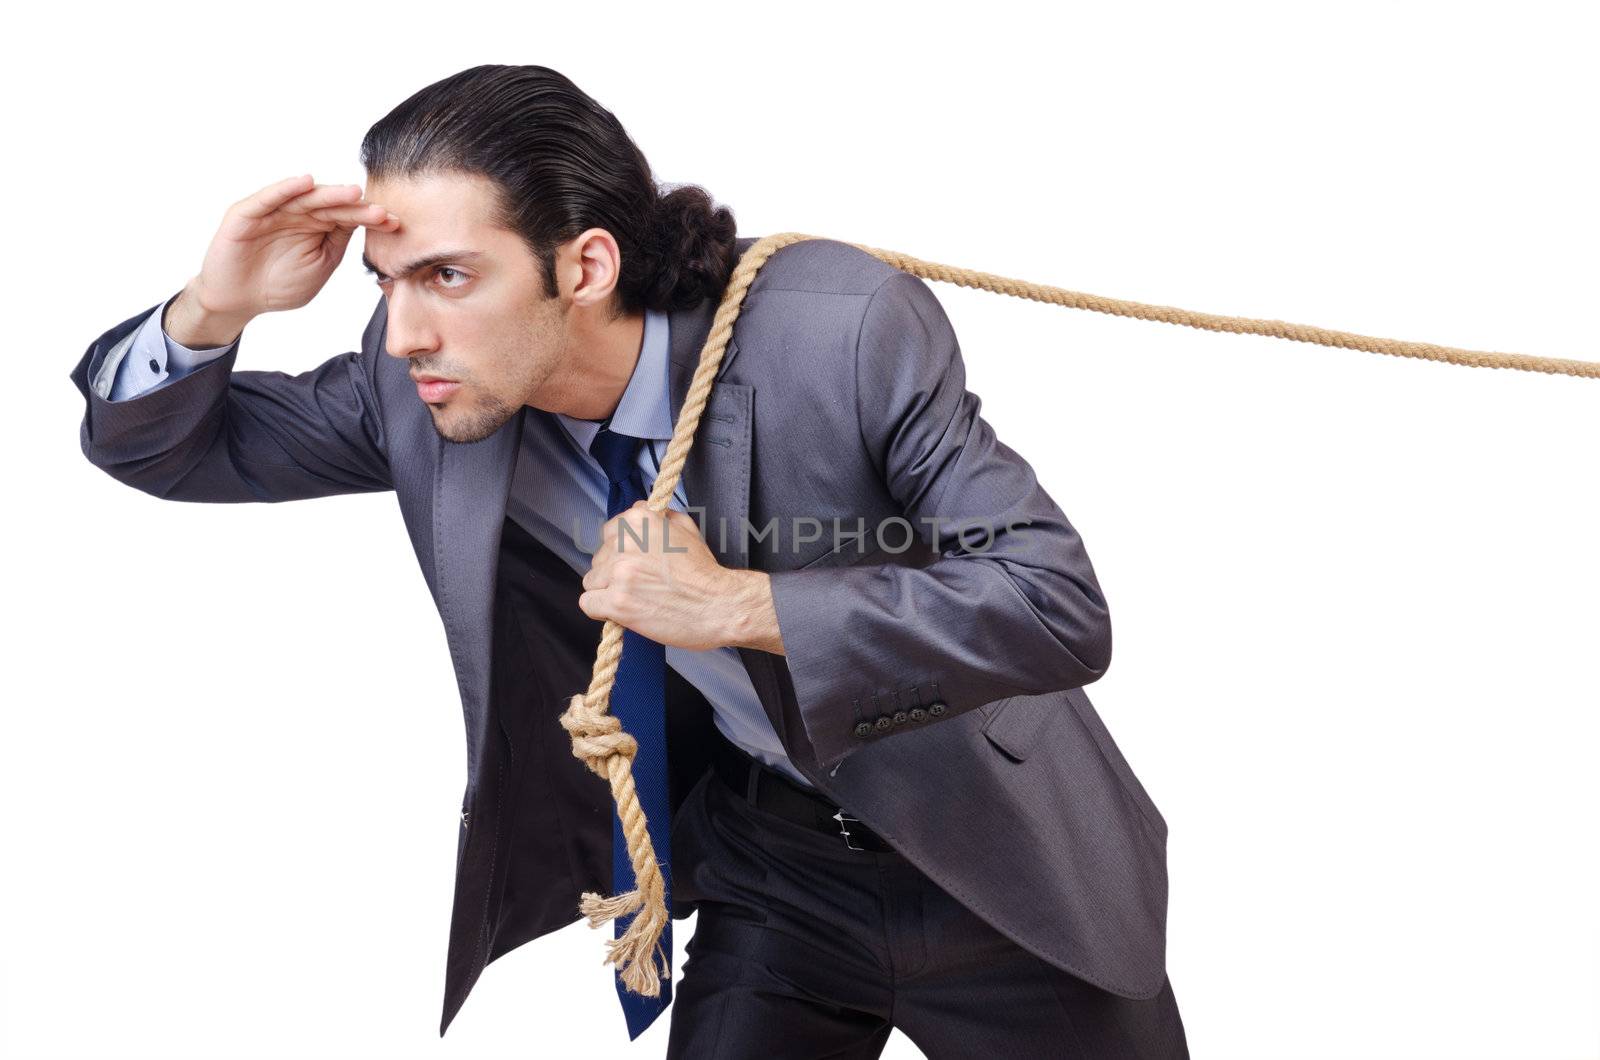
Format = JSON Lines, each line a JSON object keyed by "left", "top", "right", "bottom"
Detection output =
{"left": 631, "top": 184, "right": 739, "bottom": 312}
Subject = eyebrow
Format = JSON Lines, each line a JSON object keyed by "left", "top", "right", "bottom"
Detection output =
{"left": 361, "top": 248, "right": 483, "bottom": 281}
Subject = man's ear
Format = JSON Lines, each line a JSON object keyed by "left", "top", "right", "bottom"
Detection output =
{"left": 566, "top": 227, "right": 624, "bottom": 309}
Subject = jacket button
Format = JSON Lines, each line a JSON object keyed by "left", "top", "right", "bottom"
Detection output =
{"left": 909, "top": 707, "right": 928, "bottom": 722}
{"left": 873, "top": 715, "right": 893, "bottom": 732}
{"left": 928, "top": 701, "right": 948, "bottom": 717}
{"left": 892, "top": 711, "right": 908, "bottom": 725}
{"left": 853, "top": 721, "right": 874, "bottom": 738}
{"left": 461, "top": 810, "right": 470, "bottom": 828}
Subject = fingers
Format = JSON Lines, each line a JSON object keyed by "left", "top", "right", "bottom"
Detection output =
{"left": 235, "top": 174, "right": 315, "bottom": 219}
{"left": 279, "top": 183, "right": 367, "bottom": 215}
{"left": 235, "top": 177, "right": 400, "bottom": 230}
{"left": 307, "top": 203, "right": 400, "bottom": 230}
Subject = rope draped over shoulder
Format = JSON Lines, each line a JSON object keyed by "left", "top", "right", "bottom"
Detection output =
{"left": 557, "top": 230, "right": 1600, "bottom": 998}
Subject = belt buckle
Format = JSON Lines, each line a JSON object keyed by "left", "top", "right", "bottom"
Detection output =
{"left": 830, "top": 807, "right": 866, "bottom": 852}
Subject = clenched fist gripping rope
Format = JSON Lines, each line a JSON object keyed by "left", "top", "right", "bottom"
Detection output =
{"left": 558, "top": 230, "right": 1600, "bottom": 998}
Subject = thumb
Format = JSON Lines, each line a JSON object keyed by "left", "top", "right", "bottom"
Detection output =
{"left": 322, "top": 223, "right": 355, "bottom": 262}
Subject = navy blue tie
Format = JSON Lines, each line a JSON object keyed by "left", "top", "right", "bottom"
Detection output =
{"left": 587, "top": 423, "right": 674, "bottom": 1040}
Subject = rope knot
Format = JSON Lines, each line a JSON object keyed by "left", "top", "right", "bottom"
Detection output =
{"left": 561, "top": 692, "right": 638, "bottom": 776}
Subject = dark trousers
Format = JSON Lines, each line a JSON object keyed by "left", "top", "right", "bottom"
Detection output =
{"left": 665, "top": 736, "right": 1190, "bottom": 1059}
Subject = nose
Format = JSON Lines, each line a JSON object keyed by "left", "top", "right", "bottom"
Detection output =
{"left": 382, "top": 288, "right": 440, "bottom": 362}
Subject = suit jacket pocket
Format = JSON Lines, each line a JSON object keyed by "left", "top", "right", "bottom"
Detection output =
{"left": 983, "top": 688, "right": 1169, "bottom": 841}
{"left": 979, "top": 696, "right": 1035, "bottom": 761}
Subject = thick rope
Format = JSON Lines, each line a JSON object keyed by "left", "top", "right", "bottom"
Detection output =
{"left": 558, "top": 230, "right": 1600, "bottom": 997}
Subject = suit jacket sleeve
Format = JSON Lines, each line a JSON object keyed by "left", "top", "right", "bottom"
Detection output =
{"left": 765, "top": 270, "right": 1112, "bottom": 770}
{"left": 70, "top": 291, "right": 392, "bottom": 502}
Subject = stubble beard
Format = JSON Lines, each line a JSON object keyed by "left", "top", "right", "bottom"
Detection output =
{"left": 430, "top": 388, "right": 521, "bottom": 445}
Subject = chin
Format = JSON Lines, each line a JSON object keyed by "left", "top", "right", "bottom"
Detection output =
{"left": 429, "top": 394, "right": 519, "bottom": 445}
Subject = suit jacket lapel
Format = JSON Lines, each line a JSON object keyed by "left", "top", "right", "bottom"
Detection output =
{"left": 667, "top": 293, "right": 752, "bottom": 572}
{"left": 433, "top": 409, "right": 525, "bottom": 783}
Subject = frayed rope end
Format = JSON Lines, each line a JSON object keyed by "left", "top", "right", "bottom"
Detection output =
{"left": 577, "top": 889, "right": 671, "bottom": 996}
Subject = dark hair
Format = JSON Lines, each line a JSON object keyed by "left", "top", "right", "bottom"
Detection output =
{"left": 359, "top": 64, "right": 739, "bottom": 316}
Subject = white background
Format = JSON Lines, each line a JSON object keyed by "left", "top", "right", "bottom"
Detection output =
{"left": 4, "top": 1, "right": 1597, "bottom": 1057}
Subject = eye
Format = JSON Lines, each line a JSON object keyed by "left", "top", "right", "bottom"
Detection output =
{"left": 435, "top": 267, "right": 468, "bottom": 289}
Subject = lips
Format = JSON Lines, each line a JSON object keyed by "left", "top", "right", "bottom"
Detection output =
{"left": 414, "top": 378, "right": 461, "bottom": 402}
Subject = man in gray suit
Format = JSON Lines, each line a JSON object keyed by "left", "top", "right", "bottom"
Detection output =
{"left": 70, "top": 65, "right": 1187, "bottom": 1057}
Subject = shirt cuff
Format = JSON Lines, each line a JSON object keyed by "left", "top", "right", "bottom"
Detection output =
{"left": 104, "top": 293, "right": 238, "bottom": 401}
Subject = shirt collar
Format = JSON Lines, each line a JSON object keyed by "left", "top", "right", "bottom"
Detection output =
{"left": 554, "top": 307, "right": 673, "bottom": 453}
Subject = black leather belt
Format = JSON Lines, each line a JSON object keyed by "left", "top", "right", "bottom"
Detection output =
{"left": 710, "top": 729, "right": 896, "bottom": 854}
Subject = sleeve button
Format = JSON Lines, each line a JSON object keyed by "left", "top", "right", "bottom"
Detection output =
{"left": 892, "top": 711, "right": 908, "bottom": 725}
{"left": 928, "top": 701, "right": 948, "bottom": 717}
{"left": 853, "top": 721, "right": 874, "bottom": 738}
{"left": 909, "top": 707, "right": 928, "bottom": 722}
{"left": 148, "top": 358, "right": 161, "bottom": 373}
{"left": 873, "top": 715, "right": 893, "bottom": 732}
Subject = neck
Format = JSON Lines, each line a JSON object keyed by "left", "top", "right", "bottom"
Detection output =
{"left": 535, "top": 307, "right": 646, "bottom": 421}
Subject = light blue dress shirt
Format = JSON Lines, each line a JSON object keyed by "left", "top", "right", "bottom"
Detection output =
{"left": 98, "top": 294, "right": 818, "bottom": 788}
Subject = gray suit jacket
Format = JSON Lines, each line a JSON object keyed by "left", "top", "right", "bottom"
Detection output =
{"left": 71, "top": 236, "right": 1171, "bottom": 1027}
